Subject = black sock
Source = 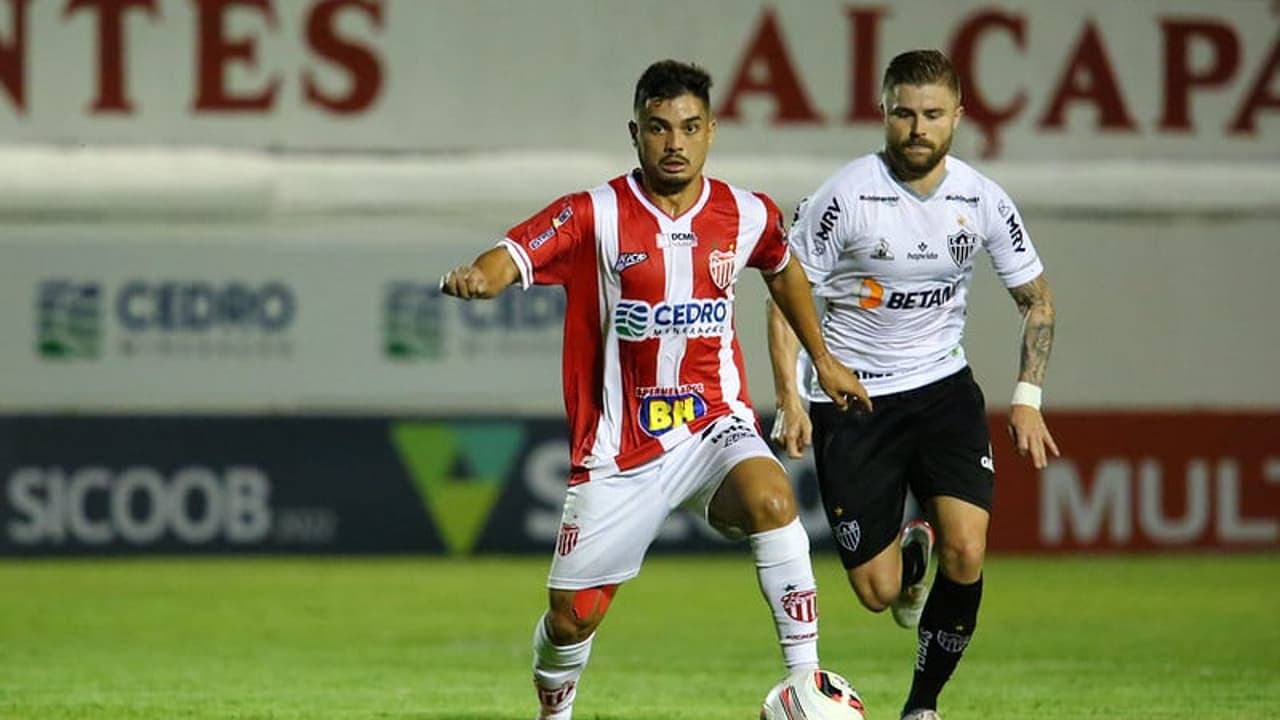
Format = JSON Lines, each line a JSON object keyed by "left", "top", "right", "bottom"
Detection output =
{"left": 901, "top": 539, "right": 927, "bottom": 589}
{"left": 903, "top": 571, "right": 982, "bottom": 715}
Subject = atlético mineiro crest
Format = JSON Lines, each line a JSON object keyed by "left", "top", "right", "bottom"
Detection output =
{"left": 948, "top": 230, "right": 977, "bottom": 268}
{"left": 835, "top": 520, "right": 861, "bottom": 552}
{"left": 708, "top": 249, "right": 736, "bottom": 290}
{"left": 782, "top": 588, "right": 818, "bottom": 623}
{"left": 557, "top": 523, "right": 579, "bottom": 557}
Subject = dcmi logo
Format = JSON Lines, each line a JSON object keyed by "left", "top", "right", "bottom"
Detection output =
{"left": 384, "top": 282, "right": 444, "bottom": 360}
{"left": 391, "top": 422, "right": 525, "bottom": 554}
{"left": 36, "top": 280, "right": 102, "bottom": 360}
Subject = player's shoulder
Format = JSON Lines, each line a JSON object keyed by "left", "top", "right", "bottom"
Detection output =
{"left": 711, "top": 176, "right": 783, "bottom": 214}
{"left": 821, "top": 152, "right": 885, "bottom": 195}
{"left": 944, "top": 156, "right": 1012, "bottom": 200}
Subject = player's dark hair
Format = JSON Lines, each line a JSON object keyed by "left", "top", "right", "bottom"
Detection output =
{"left": 634, "top": 60, "right": 713, "bottom": 114}
{"left": 882, "top": 49, "right": 961, "bottom": 99}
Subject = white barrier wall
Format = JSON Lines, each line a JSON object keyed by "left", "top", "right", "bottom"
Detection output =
{"left": 2, "top": 195, "right": 1277, "bottom": 413}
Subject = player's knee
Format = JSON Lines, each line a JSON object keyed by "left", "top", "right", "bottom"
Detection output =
{"left": 743, "top": 486, "right": 797, "bottom": 533}
{"left": 548, "top": 585, "right": 617, "bottom": 644}
{"left": 938, "top": 535, "right": 985, "bottom": 584}
{"left": 848, "top": 570, "right": 895, "bottom": 612}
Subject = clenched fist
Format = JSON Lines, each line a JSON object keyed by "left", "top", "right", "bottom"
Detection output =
{"left": 439, "top": 265, "right": 490, "bottom": 300}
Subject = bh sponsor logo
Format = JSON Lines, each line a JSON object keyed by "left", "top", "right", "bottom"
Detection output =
{"left": 613, "top": 298, "right": 730, "bottom": 341}
{"left": 639, "top": 392, "right": 708, "bottom": 437}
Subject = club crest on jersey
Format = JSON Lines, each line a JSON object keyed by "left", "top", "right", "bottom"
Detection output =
{"left": 657, "top": 231, "right": 698, "bottom": 248}
{"left": 948, "top": 230, "right": 977, "bottom": 267}
{"left": 708, "top": 249, "right": 736, "bottom": 289}
{"left": 871, "top": 238, "right": 895, "bottom": 261}
{"left": 639, "top": 392, "right": 707, "bottom": 437}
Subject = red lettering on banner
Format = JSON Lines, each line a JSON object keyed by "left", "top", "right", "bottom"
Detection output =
{"left": 192, "top": 0, "right": 280, "bottom": 112}
{"left": 1158, "top": 19, "right": 1240, "bottom": 131}
{"left": 1229, "top": 35, "right": 1280, "bottom": 133}
{"left": 949, "top": 8, "right": 1027, "bottom": 158}
{"left": 0, "top": 0, "right": 29, "bottom": 112}
{"left": 843, "top": 6, "right": 887, "bottom": 123}
{"left": 717, "top": 8, "right": 822, "bottom": 124}
{"left": 304, "top": 0, "right": 383, "bottom": 114}
{"left": 65, "top": 0, "right": 158, "bottom": 113}
{"left": 1039, "top": 21, "right": 1137, "bottom": 132}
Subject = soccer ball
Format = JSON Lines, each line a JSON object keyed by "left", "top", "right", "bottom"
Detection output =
{"left": 760, "top": 668, "right": 866, "bottom": 720}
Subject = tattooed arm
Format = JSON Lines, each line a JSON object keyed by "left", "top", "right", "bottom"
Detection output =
{"left": 1007, "top": 274, "right": 1060, "bottom": 469}
{"left": 1011, "top": 274, "right": 1055, "bottom": 385}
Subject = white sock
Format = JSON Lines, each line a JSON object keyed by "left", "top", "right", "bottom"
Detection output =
{"left": 750, "top": 518, "right": 820, "bottom": 672}
{"left": 532, "top": 613, "right": 593, "bottom": 720}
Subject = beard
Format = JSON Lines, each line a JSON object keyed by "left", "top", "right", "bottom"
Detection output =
{"left": 884, "top": 134, "right": 952, "bottom": 181}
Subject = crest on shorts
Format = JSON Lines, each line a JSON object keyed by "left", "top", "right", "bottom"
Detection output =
{"left": 556, "top": 523, "right": 580, "bottom": 557}
{"left": 708, "top": 249, "right": 736, "bottom": 289}
{"left": 948, "top": 230, "right": 977, "bottom": 267}
{"left": 835, "top": 520, "right": 861, "bottom": 552}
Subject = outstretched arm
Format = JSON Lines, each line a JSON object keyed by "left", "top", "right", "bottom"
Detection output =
{"left": 1007, "top": 273, "right": 1060, "bottom": 468}
{"left": 439, "top": 247, "right": 521, "bottom": 300}
{"left": 763, "top": 257, "right": 871, "bottom": 415}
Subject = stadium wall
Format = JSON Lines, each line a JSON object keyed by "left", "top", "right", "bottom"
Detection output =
{"left": 0, "top": 0, "right": 1275, "bottom": 556}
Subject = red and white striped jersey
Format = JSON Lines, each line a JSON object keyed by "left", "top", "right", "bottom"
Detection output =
{"left": 501, "top": 171, "right": 791, "bottom": 485}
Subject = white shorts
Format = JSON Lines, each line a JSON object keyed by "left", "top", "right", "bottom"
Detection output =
{"left": 547, "top": 414, "right": 782, "bottom": 590}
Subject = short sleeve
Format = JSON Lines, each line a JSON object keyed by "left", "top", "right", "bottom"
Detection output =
{"left": 746, "top": 192, "right": 791, "bottom": 274}
{"left": 501, "top": 193, "right": 589, "bottom": 289}
{"left": 982, "top": 183, "right": 1043, "bottom": 289}
{"left": 787, "top": 182, "right": 848, "bottom": 285}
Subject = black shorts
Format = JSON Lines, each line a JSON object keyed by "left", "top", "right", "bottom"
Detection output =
{"left": 810, "top": 366, "right": 994, "bottom": 570}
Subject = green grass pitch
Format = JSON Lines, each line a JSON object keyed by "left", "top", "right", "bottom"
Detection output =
{"left": 0, "top": 554, "right": 1275, "bottom": 719}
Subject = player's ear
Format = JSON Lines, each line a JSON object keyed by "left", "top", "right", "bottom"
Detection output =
{"left": 628, "top": 120, "right": 638, "bottom": 146}
{"left": 707, "top": 117, "right": 716, "bottom": 146}
{"left": 953, "top": 103, "right": 964, "bottom": 130}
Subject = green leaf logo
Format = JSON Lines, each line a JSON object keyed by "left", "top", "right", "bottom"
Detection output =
{"left": 391, "top": 422, "right": 524, "bottom": 554}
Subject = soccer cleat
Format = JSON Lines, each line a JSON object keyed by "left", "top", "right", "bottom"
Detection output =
{"left": 901, "top": 709, "right": 942, "bottom": 720}
{"left": 891, "top": 519, "right": 935, "bottom": 629}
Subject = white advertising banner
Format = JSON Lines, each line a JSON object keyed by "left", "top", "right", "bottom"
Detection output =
{"left": 0, "top": 0, "right": 1274, "bottom": 161}
{"left": 0, "top": 236, "right": 566, "bottom": 413}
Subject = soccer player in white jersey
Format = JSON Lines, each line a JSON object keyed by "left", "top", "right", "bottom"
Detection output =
{"left": 441, "top": 60, "right": 870, "bottom": 720}
{"left": 767, "top": 50, "right": 1059, "bottom": 720}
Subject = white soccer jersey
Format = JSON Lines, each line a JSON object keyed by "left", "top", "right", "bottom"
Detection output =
{"left": 790, "top": 152, "right": 1043, "bottom": 398}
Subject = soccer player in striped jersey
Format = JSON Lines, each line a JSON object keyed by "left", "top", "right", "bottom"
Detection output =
{"left": 441, "top": 59, "right": 870, "bottom": 720}
{"left": 767, "top": 49, "right": 1059, "bottom": 720}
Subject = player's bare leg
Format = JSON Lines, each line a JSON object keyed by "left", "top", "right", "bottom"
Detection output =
{"left": 531, "top": 584, "right": 618, "bottom": 720}
{"left": 901, "top": 496, "right": 988, "bottom": 719}
{"left": 708, "top": 457, "right": 820, "bottom": 672}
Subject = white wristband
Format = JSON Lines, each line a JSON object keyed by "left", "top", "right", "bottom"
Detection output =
{"left": 1011, "top": 381, "right": 1042, "bottom": 410}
